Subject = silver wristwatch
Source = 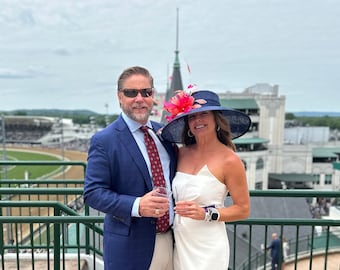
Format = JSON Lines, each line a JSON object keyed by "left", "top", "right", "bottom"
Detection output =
{"left": 204, "top": 206, "right": 220, "bottom": 222}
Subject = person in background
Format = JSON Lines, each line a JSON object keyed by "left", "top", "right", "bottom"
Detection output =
{"left": 281, "top": 236, "right": 289, "bottom": 269}
{"left": 83, "top": 66, "right": 177, "bottom": 270}
{"left": 161, "top": 89, "right": 251, "bottom": 270}
{"left": 267, "top": 233, "right": 282, "bottom": 270}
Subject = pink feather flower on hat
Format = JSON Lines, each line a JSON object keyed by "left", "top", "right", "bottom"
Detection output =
{"left": 163, "top": 88, "right": 206, "bottom": 122}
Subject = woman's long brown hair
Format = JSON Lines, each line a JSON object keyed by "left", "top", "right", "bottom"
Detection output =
{"left": 181, "top": 111, "right": 235, "bottom": 151}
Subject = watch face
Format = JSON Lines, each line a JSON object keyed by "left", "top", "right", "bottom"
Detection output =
{"left": 211, "top": 213, "right": 219, "bottom": 220}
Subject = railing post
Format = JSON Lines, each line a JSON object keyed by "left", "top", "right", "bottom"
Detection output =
{"left": 232, "top": 224, "right": 237, "bottom": 270}
{"left": 324, "top": 226, "right": 330, "bottom": 270}
{"left": 248, "top": 225, "right": 252, "bottom": 270}
{"left": 294, "top": 226, "right": 300, "bottom": 270}
{"left": 54, "top": 207, "right": 61, "bottom": 270}
{"left": 0, "top": 217, "right": 4, "bottom": 270}
{"left": 85, "top": 205, "right": 90, "bottom": 255}
{"left": 309, "top": 228, "right": 314, "bottom": 269}
{"left": 264, "top": 225, "right": 268, "bottom": 270}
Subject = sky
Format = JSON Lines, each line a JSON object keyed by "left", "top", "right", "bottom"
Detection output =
{"left": 1, "top": 0, "right": 339, "bottom": 115}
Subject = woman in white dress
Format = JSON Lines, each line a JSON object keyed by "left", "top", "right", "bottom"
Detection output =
{"left": 161, "top": 89, "right": 251, "bottom": 270}
{"left": 282, "top": 236, "right": 289, "bottom": 269}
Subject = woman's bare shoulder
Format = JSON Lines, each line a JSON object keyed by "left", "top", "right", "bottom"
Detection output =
{"left": 221, "top": 147, "right": 244, "bottom": 168}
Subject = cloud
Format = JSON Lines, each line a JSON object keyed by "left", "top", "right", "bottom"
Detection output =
{"left": 18, "top": 9, "right": 35, "bottom": 26}
{"left": 53, "top": 48, "right": 72, "bottom": 56}
{"left": 0, "top": 67, "right": 50, "bottom": 79}
{"left": 0, "top": 68, "right": 34, "bottom": 79}
{"left": 0, "top": 0, "right": 339, "bottom": 113}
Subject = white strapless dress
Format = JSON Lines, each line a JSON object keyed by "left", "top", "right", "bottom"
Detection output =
{"left": 172, "top": 165, "right": 229, "bottom": 270}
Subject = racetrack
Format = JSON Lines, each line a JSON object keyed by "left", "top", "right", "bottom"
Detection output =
{"left": 8, "top": 146, "right": 88, "bottom": 180}
{"left": 3, "top": 146, "right": 88, "bottom": 245}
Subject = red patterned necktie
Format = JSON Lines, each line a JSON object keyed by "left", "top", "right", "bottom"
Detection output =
{"left": 140, "top": 126, "right": 169, "bottom": 232}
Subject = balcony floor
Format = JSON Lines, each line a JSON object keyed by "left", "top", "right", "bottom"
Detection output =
{"left": 2, "top": 260, "right": 87, "bottom": 270}
{"left": 285, "top": 252, "right": 340, "bottom": 270}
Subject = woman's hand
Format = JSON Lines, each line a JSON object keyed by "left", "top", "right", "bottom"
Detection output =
{"left": 175, "top": 201, "right": 205, "bottom": 220}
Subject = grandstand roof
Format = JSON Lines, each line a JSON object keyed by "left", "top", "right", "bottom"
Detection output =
{"left": 220, "top": 98, "right": 259, "bottom": 109}
{"left": 312, "top": 147, "right": 340, "bottom": 158}
{"left": 233, "top": 137, "right": 269, "bottom": 144}
{"left": 4, "top": 116, "right": 55, "bottom": 126}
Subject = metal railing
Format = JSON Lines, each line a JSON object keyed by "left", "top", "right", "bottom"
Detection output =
{"left": 231, "top": 218, "right": 340, "bottom": 270}
{"left": 230, "top": 190, "right": 340, "bottom": 270}
{"left": 0, "top": 201, "right": 104, "bottom": 270}
{"left": 0, "top": 160, "right": 339, "bottom": 270}
{"left": 0, "top": 160, "right": 101, "bottom": 270}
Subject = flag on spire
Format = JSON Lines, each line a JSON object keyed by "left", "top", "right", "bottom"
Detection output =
{"left": 187, "top": 63, "right": 191, "bottom": 74}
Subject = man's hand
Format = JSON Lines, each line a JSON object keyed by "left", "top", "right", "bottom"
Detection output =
{"left": 139, "top": 190, "right": 170, "bottom": 217}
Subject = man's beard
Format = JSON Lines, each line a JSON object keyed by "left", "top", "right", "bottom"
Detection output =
{"left": 122, "top": 104, "right": 152, "bottom": 123}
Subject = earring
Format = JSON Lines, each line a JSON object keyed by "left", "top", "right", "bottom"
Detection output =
{"left": 216, "top": 126, "right": 221, "bottom": 131}
{"left": 187, "top": 129, "right": 194, "bottom": 137}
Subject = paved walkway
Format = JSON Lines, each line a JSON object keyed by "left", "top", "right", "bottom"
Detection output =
{"left": 2, "top": 257, "right": 87, "bottom": 270}
{"left": 284, "top": 252, "right": 340, "bottom": 270}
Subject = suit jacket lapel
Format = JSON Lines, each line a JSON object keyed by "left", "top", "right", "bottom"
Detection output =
{"left": 116, "top": 117, "right": 153, "bottom": 190}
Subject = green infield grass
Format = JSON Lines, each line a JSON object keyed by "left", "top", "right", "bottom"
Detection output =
{"left": 0, "top": 150, "right": 62, "bottom": 180}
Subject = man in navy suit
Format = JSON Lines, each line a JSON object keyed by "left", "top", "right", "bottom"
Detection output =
{"left": 267, "top": 233, "right": 282, "bottom": 270}
{"left": 84, "top": 66, "right": 177, "bottom": 270}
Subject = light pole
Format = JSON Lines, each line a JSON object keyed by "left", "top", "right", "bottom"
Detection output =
{"left": 105, "top": 103, "right": 110, "bottom": 127}
{"left": 0, "top": 115, "right": 7, "bottom": 179}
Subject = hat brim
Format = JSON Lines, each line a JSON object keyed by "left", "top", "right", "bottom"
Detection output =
{"left": 160, "top": 106, "right": 251, "bottom": 143}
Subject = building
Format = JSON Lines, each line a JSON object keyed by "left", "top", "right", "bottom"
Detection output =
{"left": 155, "top": 77, "right": 340, "bottom": 191}
{"left": 221, "top": 83, "right": 340, "bottom": 191}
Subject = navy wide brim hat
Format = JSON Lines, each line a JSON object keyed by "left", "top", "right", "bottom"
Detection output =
{"left": 160, "top": 90, "right": 251, "bottom": 143}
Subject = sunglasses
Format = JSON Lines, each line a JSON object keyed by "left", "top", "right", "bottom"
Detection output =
{"left": 120, "top": 88, "right": 154, "bottom": 98}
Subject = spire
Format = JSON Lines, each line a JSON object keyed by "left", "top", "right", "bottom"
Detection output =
{"left": 161, "top": 8, "right": 184, "bottom": 124}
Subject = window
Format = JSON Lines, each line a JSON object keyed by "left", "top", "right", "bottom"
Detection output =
{"left": 325, "top": 174, "right": 332, "bottom": 185}
{"left": 312, "top": 174, "right": 320, "bottom": 185}
{"left": 256, "top": 158, "right": 264, "bottom": 169}
{"left": 255, "top": 182, "right": 263, "bottom": 190}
